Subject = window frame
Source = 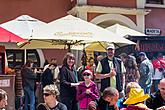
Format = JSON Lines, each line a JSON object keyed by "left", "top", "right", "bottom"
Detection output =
{"left": 26, "top": 49, "right": 40, "bottom": 67}
{"left": 145, "top": 0, "right": 165, "bottom": 8}
{"left": 146, "top": 0, "right": 164, "bottom": 4}
{"left": 6, "top": 50, "right": 24, "bottom": 69}
{"left": 6, "top": 49, "right": 40, "bottom": 68}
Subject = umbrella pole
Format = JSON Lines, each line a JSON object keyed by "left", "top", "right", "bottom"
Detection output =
{"left": 24, "top": 49, "right": 27, "bottom": 64}
{"left": 113, "top": 43, "right": 120, "bottom": 48}
{"left": 67, "top": 44, "right": 71, "bottom": 52}
{"left": 98, "top": 41, "right": 106, "bottom": 50}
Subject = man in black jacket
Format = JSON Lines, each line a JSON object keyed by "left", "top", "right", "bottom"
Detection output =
{"left": 146, "top": 78, "right": 165, "bottom": 110}
{"left": 21, "top": 60, "right": 37, "bottom": 110}
{"left": 96, "top": 44, "right": 126, "bottom": 96}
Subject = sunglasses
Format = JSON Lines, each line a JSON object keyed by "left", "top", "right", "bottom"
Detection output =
{"left": 43, "top": 93, "right": 52, "bottom": 97}
{"left": 68, "top": 56, "right": 75, "bottom": 60}
{"left": 83, "top": 73, "right": 91, "bottom": 76}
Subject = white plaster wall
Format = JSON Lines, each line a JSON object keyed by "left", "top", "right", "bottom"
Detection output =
{"left": 90, "top": 14, "right": 138, "bottom": 30}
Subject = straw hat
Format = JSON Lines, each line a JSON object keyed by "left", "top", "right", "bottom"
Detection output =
{"left": 123, "top": 88, "right": 150, "bottom": 105}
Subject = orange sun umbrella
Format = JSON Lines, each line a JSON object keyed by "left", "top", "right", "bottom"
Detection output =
{"left": 0, "top": 26, "right": 26, "bottom": 42}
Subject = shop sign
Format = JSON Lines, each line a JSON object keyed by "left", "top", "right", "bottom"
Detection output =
{"left": 140, "top": 42, "right": 165, "bottom": 52}
{"left": 145, "top": 28, "right": 161, "bottom": 35}
{"left": 0, "top": 79, "right": 10, "bottom": 87}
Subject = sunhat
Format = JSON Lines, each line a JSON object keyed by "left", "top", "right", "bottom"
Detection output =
{"left": 135, "top": 103, "right": 149, "bottom": 109}
{"left": 126, "top": 82, "right": 141, "bottom": 94}
{"left": 123, "top": 88, "right": 150, "bottom": 105}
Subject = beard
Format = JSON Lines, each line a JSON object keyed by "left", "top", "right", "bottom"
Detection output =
{"left": 107, "top": 52, "right": 114, "bottom": 57}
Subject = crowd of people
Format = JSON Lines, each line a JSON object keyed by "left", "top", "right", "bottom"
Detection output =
{"left": 1, "top": 44, "right": 165, "bottom": 110}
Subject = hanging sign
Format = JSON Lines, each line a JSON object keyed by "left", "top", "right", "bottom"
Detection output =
{"left": 145, "top": 28, "right": 161, "bottom": 35}
{"left": 0, "top": 79, "right": 10, "bottom": 87}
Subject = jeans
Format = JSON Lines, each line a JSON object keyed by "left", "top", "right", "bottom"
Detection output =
{"left": 23, "top": 86, "right": 35, "bottom": 110}
{"left": 142, "top": 84, "right": 151, "bottom": 94}
{"left": 15, "top": 96, "right": 24, "bottom": 110}
{"left": 60, "top": 97, "right": 79, "bottom": 110}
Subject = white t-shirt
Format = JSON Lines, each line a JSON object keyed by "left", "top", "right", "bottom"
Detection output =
{"left": 53, "top": 66, "right": 60, "bottom": 79}
{"left": 152, "top": 68, "right": 163, "bottom": 80}
{"left": 43, "top": 64, "right": 60, "bottom": 80}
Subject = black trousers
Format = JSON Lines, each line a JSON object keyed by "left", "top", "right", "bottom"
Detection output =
{"left": 60, "top": 97, "right": 79, "bottom": 110}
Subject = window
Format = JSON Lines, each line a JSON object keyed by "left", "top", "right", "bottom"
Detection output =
{"left": 26, "top": 49, "right": 40, "bottom": 67}
{"left": 146, "top": 0, "right": 164, "bottom": 4}
{"left": 6, "top": 50, "right": 24, "bottom": 68}
{"left": 6, "top": 49, "right": 40, "bottom": 68}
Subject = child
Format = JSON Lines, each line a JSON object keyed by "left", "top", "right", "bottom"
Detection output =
{"left": 77, "top": 70, "right": 99, "bottom": 110}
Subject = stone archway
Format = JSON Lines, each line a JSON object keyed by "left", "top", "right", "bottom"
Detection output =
{"left": 90, "top": 13, "right": 138, "bottom": 30}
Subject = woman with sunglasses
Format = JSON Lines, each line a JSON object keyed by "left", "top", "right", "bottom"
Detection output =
{"left": 37, "top": 84, "right": 67, "bottom": 110}
{"left": 59, "top": 52, "right": 80, "bottom": 110}
{"left": 77, "top": 69, "right": 99, "bottom": 110}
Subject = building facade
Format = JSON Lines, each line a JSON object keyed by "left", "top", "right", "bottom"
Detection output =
{"left": 0, "top": 0, "right": 72, "bottom": 67}
{"left": 0, "top": 0, "right": 165, "bottom": 68}
{"left": 70, "top": 0, "right": 165, "bottom": 59}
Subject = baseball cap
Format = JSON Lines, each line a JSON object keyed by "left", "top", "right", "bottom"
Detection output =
{"left": 82, "top": 69, "right": 93, "bottom": 75}
{"left": 139, "top": 52, "right": 146, "bottom": 57}
{"left": 106, "top": 44, "right": 115, "bottom": 50}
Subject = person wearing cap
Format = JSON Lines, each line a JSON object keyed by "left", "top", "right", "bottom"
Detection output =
{"left": 138, "top": 52, "right": 154, "bottom": 94}
{"left": 96, "top": 44, "right": 126, "bottom": 95}
{"left": 146, "top": 78, "right": 165, "bottom": 110}
{"left": 77, "top": 69, "right": 99, "bottom": 110}
{"left": 121, "top": 88, "right": 150, "bottom": 110}
{"left": 117, "top": 82, "right": 142, "bottom": 109}
{"left": 0, "top": 89, "right": 7, "bottom": 110}
{"left": 37, "top": 84, "right": 67, "bottom": 110}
